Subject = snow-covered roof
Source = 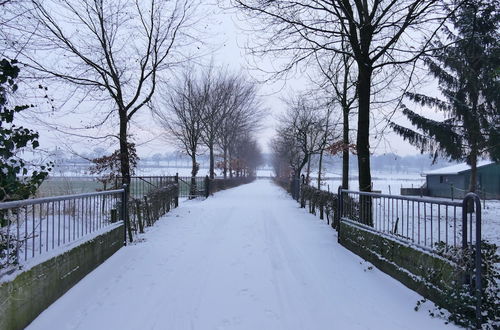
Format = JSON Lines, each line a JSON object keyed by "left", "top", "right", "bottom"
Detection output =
{"left": 424, "top": 160, "right": 495, "bottom": 175}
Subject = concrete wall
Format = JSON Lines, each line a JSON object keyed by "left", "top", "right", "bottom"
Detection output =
{"left": 338, "top": 219, "right": 463, "bottom": 312}
{"left": 0, "top": 224, "right": 124, "bottom": 330}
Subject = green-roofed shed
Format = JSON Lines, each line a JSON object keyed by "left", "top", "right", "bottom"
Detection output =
{"left": 425, "top": 161, "right": 500, "bottom": 199}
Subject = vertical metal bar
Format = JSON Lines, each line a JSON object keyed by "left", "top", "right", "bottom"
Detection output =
{"left": 45, "top": 202, "right": 48, "bottom": 252}
{"left": 81, "top": 197, "right": 84, "bottom": 237}
{"left": 474, "top": 196, "right": 482, "bottom": 328}
{"left": 411, "top": 201, "right": 415, "bottom": 242}
{"left": 25, "top": 206, "right": 28, "bottom": 261}
{"left": 32, "top": 205, "right": 35, "bottom": 258}
{"left": 469, "top": 212, "right": 473, "bottom": 244}
{"left": 462, "top": 197, "right": 468, "bottom": 249}
{"left": 122, "top": 185, "right": 129, "bottom": 245}
{"left": 430, "top": 203, "right": 433, "bottom": 246}
{"left": 16, "top": 209, "right": 20, "bottom": 264}
{"left": 6, "top": 209, "right": 11, "bottom": 265}
{"left": 40, "top": 203, "right": 43, "bottom": 254}
{"left": 423, "top": 202, "right": 427, "bottom": 246}
{"left": 72, "top": 199, "right": 76, "bottom": 240}
{"left": 52, "top": 201, "right": 55, "bottom": 250}
{"left": 406, "top": 200, "right": 409, "bottom": 239}
{"left": 58, "top": 201, "right": 61, "bottom": 247}
{"left": 63, "top": 200, "right": 67, "bottom": 244}
{"left": 92, "top": 195, "right": 95, "bottom": 232}
{"left": 453, "top": 206, "right": 457, "bottom": 246}
{"left": 437, "top": 204, "right": 441, "bottom": 244}
{"left": 417, "top": 202, "right": 421, "bottom": 245}
{"left": 445, "top": 206, "right": 448, "bottom": 247}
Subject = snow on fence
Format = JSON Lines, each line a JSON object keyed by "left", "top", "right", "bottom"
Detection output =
{"left": 0, "top": 188, "right": 126, "bottom": 275}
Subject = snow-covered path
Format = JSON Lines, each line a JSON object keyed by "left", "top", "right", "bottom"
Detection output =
{"left": 28, "top": 180, "right": 457, "bottom": 330}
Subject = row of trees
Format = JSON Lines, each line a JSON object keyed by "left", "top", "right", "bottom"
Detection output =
{"left": 1, "top": 0, "right": 204, "bottom": 188}
{"left": 271, "top": 96, "right": 340, "bottom": 189}
{"left": 153, "top": 68, "right": 264, "bottom": 179}
{"left": 250, "top": 0, "right": 498, "bottom": 194}
{"left": 1, "top": 0, "right": 264, "bottom": 197}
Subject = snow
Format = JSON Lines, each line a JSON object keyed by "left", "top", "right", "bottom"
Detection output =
{"left": 424, "top": 160, "right": 495, "bottom": 175}
{"left": 27, "top": 180, "right": 456, "bottom": 330}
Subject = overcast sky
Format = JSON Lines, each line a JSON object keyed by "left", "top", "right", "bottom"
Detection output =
{"left": 23, "top": 1, "right": 446, "bottom": 159}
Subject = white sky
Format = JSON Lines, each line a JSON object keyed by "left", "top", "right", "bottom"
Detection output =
{"left": 22, "top": 1, "right": 445, "bottom": 159}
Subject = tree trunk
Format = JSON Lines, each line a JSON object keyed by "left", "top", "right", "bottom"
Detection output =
{"left": 118, "top": 113, "right": 131, "bottom": 187}
{"left": 209, "top": 143, "right": 215, "bottom": 179}
{"left": 191, "top": 154, "right": 198, "bottom": 177}
{"left": 317, "top": 149, "right": 323, "bottom": 190}
{"left": 306, "top": 156, "right": 311, "bottom": 185}
{"left": 469, "top": 153, "right": 477, "bottom": 193}
{"left": 356, "top": 65, "right": 372, "bottom": 192}
{"left": 223, "top": 147, "right": 228, "bottom": 179}
{"left": 356, "top": 62, "right": 373, "bottom": 226}
{"left": 342, "top": 105, "right": 350, "bottom": 190}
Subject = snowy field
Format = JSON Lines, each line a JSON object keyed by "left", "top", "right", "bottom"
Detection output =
{"left": 27, "top": 180, "right": 457, "bottom": 330}
{"left": 38, "top": 167, "right": 499, "bottom": 248}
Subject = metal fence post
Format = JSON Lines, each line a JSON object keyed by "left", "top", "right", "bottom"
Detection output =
{"left": 474, "top": 195, "right": 482, "bottom": 329}
{"left": 461, "top": 196, "right": 469, "bottom": 251}
{"left": 205, "top": 175, "right": 210, "bottom": 198}
{"left": 122, "top": 184, "right": 130, "bottom": 245}
{"left": 174, "top": 173, "right": 179, "bottom": 207}
{"left": 336, "top": 186, "right": 343, "bottom": 231}
{"left": 462, "top": 192, "right": 482, "bottom": 328}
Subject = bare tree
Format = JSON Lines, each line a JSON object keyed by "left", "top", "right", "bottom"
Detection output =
{"left": 200, "top": 68, "right": 263, "bottom": 179}
{"left": 276, "top": 96, "right": 329, "bottom": 182}
{"left": 228, "top": 0, "right": 452, "bottom": 192}
{"left": 199, "top": 67, "right": 229, "bottom": 179}
{"left": 153, "top": 71, "right": 204, "bottom": 179}
{"left": 5, "top": 0, "right": 201, "bottom": 185}
{"left": 232, "top": 134, "right": 263, "bottom": 177}
{"left": 216, "top": 75, "right": 263, "bottom": 178}
{"left": 313, "top": 40, "right": 357, "bottom": 189}
{"left": 315, "top": 105, "right": 341, "bottom": 190}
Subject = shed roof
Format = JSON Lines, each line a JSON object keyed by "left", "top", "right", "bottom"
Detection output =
{"left": 425, "top": 160, "right": 495, "bottom": 175}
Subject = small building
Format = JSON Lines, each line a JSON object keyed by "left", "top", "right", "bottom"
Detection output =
{"left": 424, "top": 160, "right": 500, "bottom": 199}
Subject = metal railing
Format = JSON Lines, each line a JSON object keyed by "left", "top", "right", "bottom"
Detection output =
{"left": 338, "top": 188, "right": 483, "bottom": 326}
{"left": 177, "top": 176, "right": 207, "bottom": 198}
{"left": 117, "top": 175, "right": 206, "bottom": 199}
{"left": 0, "top": 187, "right": 126, "bottom": 274}
{"left": 338, "top": 189, "right": 479, "bottom": 250}
{"left": 116, "top": 176, "right": 177, "bottom": 198}
{"left": 274, "top": 176, "right": 485, "bottom": 326}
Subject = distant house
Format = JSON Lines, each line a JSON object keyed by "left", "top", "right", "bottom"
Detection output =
{"left": 424, "top": 160, "right": 500, "bottom": 199}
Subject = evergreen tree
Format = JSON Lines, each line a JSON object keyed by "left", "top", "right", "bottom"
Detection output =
{"left": 391, "top": 0, "right": 500, "bottom": 193}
